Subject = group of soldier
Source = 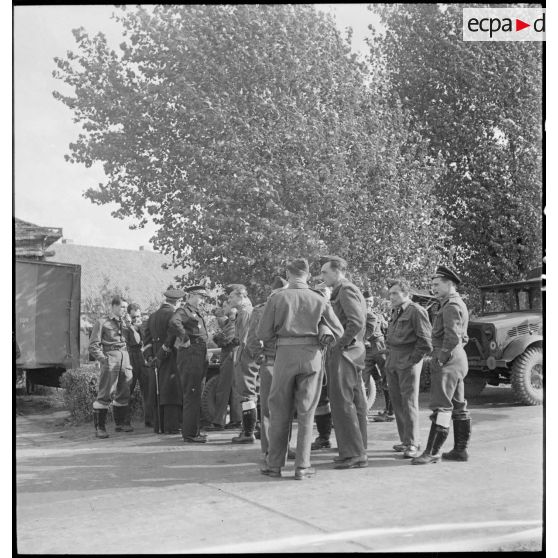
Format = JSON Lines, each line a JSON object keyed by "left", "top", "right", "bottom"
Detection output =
{"left": 88, "top": 254, "right": 471, "bottom": 480}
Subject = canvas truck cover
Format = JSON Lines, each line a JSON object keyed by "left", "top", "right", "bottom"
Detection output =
{"left": 15, "top": 259, "right": 81, "bottom": 370}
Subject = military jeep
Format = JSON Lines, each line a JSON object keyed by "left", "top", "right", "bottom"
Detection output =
{"left": 464, "top": 275, "right": 543, "bottom": 405}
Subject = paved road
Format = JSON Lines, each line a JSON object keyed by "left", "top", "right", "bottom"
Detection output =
{"left": 16, "top": 386, "right": 543, "bottom": 553}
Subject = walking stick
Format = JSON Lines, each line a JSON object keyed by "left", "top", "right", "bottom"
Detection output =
{"left": 153, "top": 362, "right": 162, "bottom": 434}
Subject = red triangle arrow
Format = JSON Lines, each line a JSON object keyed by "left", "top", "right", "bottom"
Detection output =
{"left": 516, "top": 19, "right": 530, "bottom": 31}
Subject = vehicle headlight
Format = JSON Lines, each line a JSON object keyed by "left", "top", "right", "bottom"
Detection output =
{"left": 489, "top": 340, "right": 497, "bottom": 351}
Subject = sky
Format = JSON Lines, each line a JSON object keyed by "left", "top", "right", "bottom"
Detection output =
{"left": 13, "top": 4, "right": 380, "bottom": 250}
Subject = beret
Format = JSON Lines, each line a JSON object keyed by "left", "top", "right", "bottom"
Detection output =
{"left": 432, "top": 265, "right": 461, "bottom": 285}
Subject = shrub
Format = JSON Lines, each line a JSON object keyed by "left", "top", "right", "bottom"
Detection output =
{"left": 60, "top": 364, "right": 145, "bottom": 424}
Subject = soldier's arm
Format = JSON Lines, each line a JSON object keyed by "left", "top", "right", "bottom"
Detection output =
{"left": 440, "top": 303, "right": 463, "bottom": 362}
{"left": 245, "top": 308, "right": 264, "bottom": 359}
{"left": 322, "top": 303, "right": 344, "bottom": 341}
{"left": 142, "top": 318, "right": 154, "bottom": 359}
{"left": 256, "top": 299, "right": 276, "bottom": 343}
{"left": 410, "top": 306, "right": 433, "bottom": 363}
{"left": 88, "top": 318, "right": 106, "bottom": 362}
{"left": 337, "top": 285, "right": 366, "bottom": 347}
{"left": 166, "top": 308, "right": 187, "bottom": 346}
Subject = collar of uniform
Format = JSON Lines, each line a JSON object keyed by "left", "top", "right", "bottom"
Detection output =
{"left": 109, "top": 312, "right": 121, "bottom": 322}
{"left": 287, "top": 279, "right": 309, "bottom": 289}
{"left": 401, "top": 300, "right": 412, "bottom": 311}
{"left": 330, "top": 278, "right": 349, "bottom": 299}
{"left": 439, "top": 293, "right": 458, "bottom": 307}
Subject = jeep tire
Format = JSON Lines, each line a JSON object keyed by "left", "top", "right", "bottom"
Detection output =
{"left": 511, "top": 346, "right": 543, "bottom": 406}
{"left": 201, "top": 374, "right": 219, "bottom": 424}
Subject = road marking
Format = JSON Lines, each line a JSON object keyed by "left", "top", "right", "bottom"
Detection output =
{"left": 195, "top": 519, "right": 542, "bottom": 553}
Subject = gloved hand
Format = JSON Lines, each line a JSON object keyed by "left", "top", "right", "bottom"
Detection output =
{"left": 319, "top": 334, "right": 335, "bottom": 347}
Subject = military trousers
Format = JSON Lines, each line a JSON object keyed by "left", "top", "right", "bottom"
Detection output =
{"left": 93, "top": 349, "right": 133, "bottom": 409}
{"left": 233, "top": 348, "right": 260, "bottom": 403}
{"left": 385, "top": 349, "right": 422, "bottom": 446}
{"left": 430, "top": 346, "right": 470, "bottom": 422}
{"left": 176, "top": 344, "right": 208, "bottom": 438}
{"left": 212, "top": 351, "right": 242, "bottom": 426}
{"left": 363, "top": 348, "right": 388, "bottom": 392}
{"left": 258, "top": 357, "right": 274, "bottom": 455}
{"left": 129, "top": 348, "right": 153, "bottom": 425}
{"left": 326, "top": 345, "right": 368, "bottom": 458}
{"left": 267, "top": 345, "right": 324, "bottom": 470}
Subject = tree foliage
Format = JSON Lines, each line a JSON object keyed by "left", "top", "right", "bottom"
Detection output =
{"left": 369, "top": 3, "right": 543, "bottom": 293}
{"left": 53, "top": 4, "right": 445, "bottom": 297}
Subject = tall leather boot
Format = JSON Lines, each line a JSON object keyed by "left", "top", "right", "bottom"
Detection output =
{"left": 122, "top": 405, "right": 134, "bottom": 432}
{"left": 384, "top": 389, "right": 393, "bottom": 416}
{"left": 232, "top": 407, "right": 257, "bottom": 444}
{"left": 94, "top": 409, "right": 109, "bottom": 439}
{"left": 114, "top": 406, "right": 126, "bottom": 432}
{"left": 443, "top": 419, "right": 471, "bottom": 461}
{"left": 411, "top": 421, "right": 449, "bottom": 465}
{"left": 312, "top": 413, "right": 332, "bottom": 450}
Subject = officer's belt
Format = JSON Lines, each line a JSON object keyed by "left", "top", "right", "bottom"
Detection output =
{"left": 103, "top": 343, "right": 127, "bottom": 352}
{"left": 190, "top": 338, "right": 207, "bottom": 345}
{"left": 432, "top": 341, "right": 467, "bottom": 350}
{"left": 276, "top": 336, "right": 319, "bottom": 346}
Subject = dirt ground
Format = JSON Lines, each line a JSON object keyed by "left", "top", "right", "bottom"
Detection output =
{"left": 16, "top": 385, "right": 543, "bottom": 553}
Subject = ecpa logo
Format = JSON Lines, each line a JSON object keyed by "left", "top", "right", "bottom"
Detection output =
{"left": 463, "top": 8, "right": 545, "bottom": 42}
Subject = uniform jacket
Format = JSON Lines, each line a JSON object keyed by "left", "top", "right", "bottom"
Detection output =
{"left": 233, "top": 300, "right": 253, "bottom": 365}
{"left": 123, "top": 323, "right": 143, "bottom": 351}
{"left": 432, "top": 293, "right": 469, "bottom": 363}
{"left": 89, "top": 314, "right": 127, "bottom": 361}
{"left": 167, "top": 303, "right": 209, "bottom": 348}
{"left": 256, "top": 280, "right": 343, "bottom": 343}
{"left": 330, "top": 280, "right": 367, "bottom": 348}
{"left": 245, "top": 303, "right": 271, "bottom": 359}
{"left": 386, "top": 301, "right": 433, "bottom": 363}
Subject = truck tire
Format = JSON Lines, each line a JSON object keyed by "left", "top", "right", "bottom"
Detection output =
{"left": 511, "top": 346, "right": 543, "bottom": 406}
{"left": 464, "top": 375, "right": 487, "bottom": 398}
{"left": 201, "top": 375, "right": 219, "bottom": 424}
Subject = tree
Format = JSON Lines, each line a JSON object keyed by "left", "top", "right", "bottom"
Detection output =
{"left": 53, "top": 4, "right": 445, "bottom": 296}
{"left": 368, "top": 3, "right": 543, "bottom": 295}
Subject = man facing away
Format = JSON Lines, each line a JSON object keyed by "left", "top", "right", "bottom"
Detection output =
{"left": 385, "top": 278, "right": 433, "bottom": 459}
{"left": 412, "top": 265, "right": 471, "bottom": 465}
{"left": 89, "top": 295, "right": 134, "bottom": 438}
{"left": 320, "top": 255, "right": 369, "bottom": 469}
{"left": 257, "top": 258, "right": 343, "bottom": 480}
{"left": 143, "top": 288, "right": 186, "bottom": 434}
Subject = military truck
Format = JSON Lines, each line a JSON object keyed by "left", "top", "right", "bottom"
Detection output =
{"left": 15, "top": 259, "right": 81, "bottom": 389}
{"left": 464, "top": 273, "right": 543, "bottom": 405}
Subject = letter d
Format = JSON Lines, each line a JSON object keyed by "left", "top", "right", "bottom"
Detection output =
{"left": 534, "top": 13, "right": 545, "bottom": 32}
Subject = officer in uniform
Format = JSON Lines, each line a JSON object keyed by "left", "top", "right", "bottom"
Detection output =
{"left": 89, "top": 295, "right": 134, "bottom": 438}
{"left": 245, "top": 276, "right": 296, "bottom": 460}
{"left": 385, "top": 278, "right": 432, "bottom": 458}
{"left": 227, "top": 284, "right": 259, "bottom": 444}
{"left": 320, "top": 255, "right": 369, "bottom": 469}
{"left": 168, "top": 285, "right": 211, "bottom": 443}
{"left": 257, "top": 258, "right": 343, "bottom": 480}
{"left": 362, "top": 291, "right": 393, "bottom": 422}
{"left": 412, "top": 266, "right": 471, "bottom": 465}
{"left": 143, "top": 288, "right": 186, "bottom": 434}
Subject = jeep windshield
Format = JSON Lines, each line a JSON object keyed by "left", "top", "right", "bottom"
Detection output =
{"left": 480, "top": 279, "right": 542, "bottom": 314}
